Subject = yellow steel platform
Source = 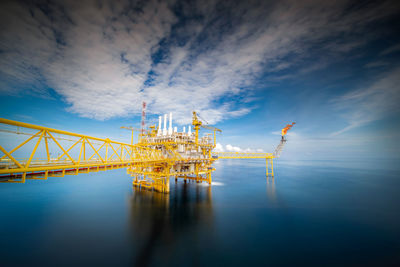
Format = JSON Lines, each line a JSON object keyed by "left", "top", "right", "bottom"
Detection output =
{"left": 0, "top": 115, "right": 280, "bottom": 192}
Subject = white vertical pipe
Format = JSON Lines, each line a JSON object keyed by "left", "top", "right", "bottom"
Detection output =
{"left": 163, "top": 114, "right": 167, "bottom": 135}
{"left": 168, "top": 112, "right": 172, "bottom": 135}
{"left": 157, "top": 116, "right": 162, "bottom": 135}
{"left": 188, "top": 126, "right": 192, "bottom": 135}
{"left": 174, "top": 127, "right": 177, "bottom": 133}
{"left": 183, "top": 126, "right": 186, "bottom": 133}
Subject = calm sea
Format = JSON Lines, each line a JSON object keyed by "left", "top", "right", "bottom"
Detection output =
{"left": 1, "top": 159, "right": 399, "bottom": 266}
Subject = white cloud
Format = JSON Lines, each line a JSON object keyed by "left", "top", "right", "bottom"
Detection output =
{"left": 225, "top": 144, "right": 242, "bottom": 152}
{"left": 213, "top": 143, "right": 264, "bottom": 153}
{"left": 214, "top": 143, "right": 224, "bottom": 152}
{"left": 0, "top": 0, "right": 399, "bottom": 123}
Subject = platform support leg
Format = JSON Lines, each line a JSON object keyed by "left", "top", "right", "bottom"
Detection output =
{"left": 266, "top": 158, "right": 274, "bottom": 177}
{"left": 271, "top": 158, "right": 274, "bottom": 177}
{"left": 165, "top": 176, "right": 170, "bottom": 193}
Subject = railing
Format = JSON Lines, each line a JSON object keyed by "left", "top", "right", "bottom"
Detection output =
{"left": 0, "top": 118, "right": 277, "bottom": 185}
{"left": 212, "top": 152, "right": 274, "bottom": 159}
{"left": 212, "top": 151, "right": 275, "bottom": 176}
{"left": 0, "top": 118, "right": 165, "bottom": 176}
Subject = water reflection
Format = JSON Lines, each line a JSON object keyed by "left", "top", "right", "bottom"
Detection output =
{"left": 266, "top": 176, "right": 276, "bottom": 203}
{"left": 129, "top": 182, "right": 213, "bottom": 266}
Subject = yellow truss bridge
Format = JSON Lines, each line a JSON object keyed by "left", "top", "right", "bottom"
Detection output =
{"left": 0, "top": 113, "right": 290, "bottom": 193}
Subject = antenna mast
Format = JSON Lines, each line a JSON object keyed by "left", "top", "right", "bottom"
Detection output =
{"left": 141, "top": 101, "right": 146, "bottom": 138}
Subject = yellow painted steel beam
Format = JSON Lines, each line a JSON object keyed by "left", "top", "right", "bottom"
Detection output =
{"left": 25, "top": 130, "right": 44, "bottom": 168}
{"left": 108, "top": 143, "right": 122, "bottom": 161}
{"left": 0, "top": 130, "right": 41, "bottom": 160}
{"left": 86, "top": 139, "right": 106, "bottom": 162}
{"left": 0, "top": 145, "right": 23, "bottom": 168}
{"left": 0, "top": 118, "right": 136, "bottom": 147}
{"left": 56, "top": 137, "right": 83, "bottom": 160}
{"left": 123, "top": 146, "right": 133, "bottom": 159}
{"left": 47, "top": 131, "right": 76, "bottom": 164}
{"left": 44, "top": 133, "right": 50, "bottom": 162}
{"left": 214, "top": 152, "right": 274, "bottom": 159}
{"left": 78, "top": 139, "right": 84, "bottom": 164}
{"left": 0, "top": 161, "right": 130, "bottom": 175}
{"left": 0, "top": 156, "right": 173, "bottom": 175}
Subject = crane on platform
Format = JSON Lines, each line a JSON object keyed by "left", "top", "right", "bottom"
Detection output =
{"left": 192, "top": 111, "right": 221, "bottom": 147}
{"left": 120, "top": 126, "right": 144, "bottom": 146}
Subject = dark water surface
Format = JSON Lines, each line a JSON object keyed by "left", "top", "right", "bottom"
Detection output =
{"left": 1, "top": 160, "right": 399, "bottom": 266}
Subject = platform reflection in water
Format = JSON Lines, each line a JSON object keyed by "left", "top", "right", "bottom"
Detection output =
{"left": 129, "top": 182, "right": 213, "bottom": 266}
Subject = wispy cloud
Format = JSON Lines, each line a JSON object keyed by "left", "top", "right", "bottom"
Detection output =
{"left": 331, "top": 67, "right": 400, "bottom": 136}
{"left": 0, "top": 0, "right": 399, "bottom": 123}
{"left": 364, "top": 61, "right": 389, "bottom": 68}
{"left": 380, "top": 43, "right": 400, "bottom": 56}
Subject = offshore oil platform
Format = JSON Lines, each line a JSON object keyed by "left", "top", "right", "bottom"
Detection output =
{"left": 0, "top": 104, "right": 295, "bottom": 193}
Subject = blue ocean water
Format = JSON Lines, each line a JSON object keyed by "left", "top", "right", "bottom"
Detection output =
{"left": 1, "top": 159, "right": 399, "bottom": 266}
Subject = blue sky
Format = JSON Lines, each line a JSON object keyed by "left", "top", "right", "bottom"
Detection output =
{"left": 0, "top": 0, "right": 399, "bottom": 161}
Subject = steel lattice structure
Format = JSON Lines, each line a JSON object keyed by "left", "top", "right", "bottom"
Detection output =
{"left": 0, "top": 113, "right": 291, "bottom": 193}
